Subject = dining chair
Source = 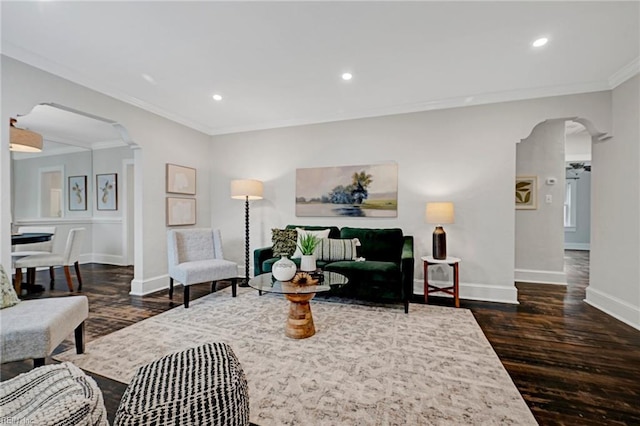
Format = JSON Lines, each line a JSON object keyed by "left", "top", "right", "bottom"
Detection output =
{"left": 14, "top": 228, "right": 86, "bottom": 293}
{"left": 12, "top": 226, "right": 56, "bottom": 285}
{"left": 167, "top": 228, "right": 239, "bottom": 308}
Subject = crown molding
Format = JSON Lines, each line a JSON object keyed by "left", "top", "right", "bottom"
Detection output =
{"left": 608, "top": 57, "right": 640, "bottom": 89}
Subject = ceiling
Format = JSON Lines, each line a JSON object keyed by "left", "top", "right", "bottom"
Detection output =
{"left": 2, "top": 1, "right": 638, "bottom": 136}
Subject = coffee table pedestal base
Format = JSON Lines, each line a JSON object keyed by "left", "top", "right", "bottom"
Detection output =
{"left": 285, "top": 293, "right": 316, "bottom": 339}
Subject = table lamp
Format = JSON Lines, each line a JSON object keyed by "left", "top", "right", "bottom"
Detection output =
{"left": 426, "top": 202, "right": 455, "bottom": 260}
{"left": 231, "top": 179, "right": 264, "bottom": 286}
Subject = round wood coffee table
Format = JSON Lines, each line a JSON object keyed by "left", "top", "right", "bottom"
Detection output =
{"left": 248, "top": 271, "right": 348, "bottom": 339}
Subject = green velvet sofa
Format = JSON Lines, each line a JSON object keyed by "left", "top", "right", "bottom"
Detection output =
{"left": 253, "top": 225, "right": 414, "bottom": 313}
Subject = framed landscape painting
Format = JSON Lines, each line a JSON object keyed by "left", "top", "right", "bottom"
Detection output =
{"left": 96, "top": 173, "right": 118, "bottom": 210}
{"left": 296, "top": 163, "right": 398, "bottom": 217}
{"left": 166, "top": 163, "right": 196, "bottom": 195}
{"left": 167, "top": 197, "right": 196, "bottom": 226}
{"left": 68, "top": 175, "right": 87, "bottom": 211}
{"left": 515, "top": 176, "right": 537, "bottom": 210}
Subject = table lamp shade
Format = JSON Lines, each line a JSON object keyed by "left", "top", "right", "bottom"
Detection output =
{"left": 425, "top": 202, "right": 455, "bottom": 224}
{"left": 426, "top": 202, "right": 454, "bottom": 260}
{"left": 231, "top": 179, "right": 263, "bottom": 200}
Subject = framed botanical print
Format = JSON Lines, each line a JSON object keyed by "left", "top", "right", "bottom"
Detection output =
{"left": 97, "top": 173, "right": 118, "bottom": 210}
{"left": 515, "top": 176, "right": 537, "bottom": 210}
{"left": 68, "top": 175, "right": 87, "bottom": 211}
{"left": 166, "top": 197, "right": 196, "bottom": 226}
{"left": 166, "top": 164, "right": 196, "bottom": 195}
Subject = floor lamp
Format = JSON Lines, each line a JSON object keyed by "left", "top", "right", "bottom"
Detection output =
{"left": 231, "top": 179, "right": 264, "bottom": 287}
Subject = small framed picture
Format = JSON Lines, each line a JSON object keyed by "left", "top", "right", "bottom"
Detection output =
{"left": 97, "top": 173, "right": 118, "bottom": 210}
{"left": 68, "top": 175, "right": 87, "bottom": 211}
{"left": 515, "top": 176, "right": 537, "bottom": 210}
{"left": 166, "top": 164, "right": 196, "bottom": 195}
{"left": 167, "top": 197, "right": 196, "bottom": 226}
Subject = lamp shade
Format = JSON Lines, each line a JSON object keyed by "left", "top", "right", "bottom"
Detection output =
{"left": 231, "top": 179, "right": 263, "bottom": 200}
{"left": 426, "top": 202, "right": 455, "bottom": 224}
{"left": 9, "top": 119, "right": 43, "bottom": 153}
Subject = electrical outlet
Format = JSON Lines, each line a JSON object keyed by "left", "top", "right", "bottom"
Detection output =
{"left": 545, "top": 194, "right": 552, "bottom": 203}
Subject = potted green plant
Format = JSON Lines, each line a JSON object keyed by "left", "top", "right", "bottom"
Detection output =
{"left": 297, "top": 233, "right": 320, "bottom": 272}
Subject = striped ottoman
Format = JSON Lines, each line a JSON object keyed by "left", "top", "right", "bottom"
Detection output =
{"left": 114, "top": 342, "right": 249, "bottom": 426}
{"left": 0, "top": 362, "right": 108, "bottom": 426}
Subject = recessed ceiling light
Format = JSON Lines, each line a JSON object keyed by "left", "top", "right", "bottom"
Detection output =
{"left": 212, "top": 94, "right": 223, "bottom": 101}
{"left": 341, "top": 72, "right": 353, "bottom": 81}
{"left": 532, "top": 37, "right": 548, "bottom": 47}
{"left": 141, "top": 73, "right": 157, "bottom": 85}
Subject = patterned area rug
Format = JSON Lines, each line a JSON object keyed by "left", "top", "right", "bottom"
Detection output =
{"left": 55, "top": 287, "right": 537, "bottom": 425}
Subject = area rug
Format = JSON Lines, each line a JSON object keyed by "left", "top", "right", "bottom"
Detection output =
{"left": 55, "top": 286, "right": 537, "bottom": 425}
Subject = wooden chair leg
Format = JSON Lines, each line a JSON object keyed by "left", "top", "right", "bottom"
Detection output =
{"left": 184, "top": 285, "right": 190, "bottom": 308}
{"left": 49, "top": 266, "right": 55, "bottom": 280}
{"left": 74, "top": 322, "right": 85, "bottom": 354}
{"left": 169, "top": 278, "right": 174, "bottom": 299}
{"left": 14, "top": 268, "right": 22, "bottom": 295}
{"left": 27, "top": 268, "right": 35, "bottom": 286}
{"left": 63, "top": 265, "right": 74, "bottom": 292}
{"left": 74, "top": 262, "right": 83, "bottom": 291}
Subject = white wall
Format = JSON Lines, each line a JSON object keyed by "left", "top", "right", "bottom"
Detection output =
{"left": 515, "top": 120, "right": 567, "bottom": 285}
{"left": 1, "top": 56, "right": 212, "bottom": 295}
{"left": 587, "top": 74, "right": 640, "bottom": 330}
{"left": 209, "top": 91, "right": 612, "bottom": 304}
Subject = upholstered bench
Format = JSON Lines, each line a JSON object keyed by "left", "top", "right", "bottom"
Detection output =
{"left": 114, "top": 342, "right": 249, "bottom": 426}
{"left": 0, "top": 296, "right": 89, "bottom": 367}
{"left": 0, "top": 362, "right": 108, "bottom": 426}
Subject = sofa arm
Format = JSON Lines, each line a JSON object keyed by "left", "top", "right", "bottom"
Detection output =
{"left": 400, "top": 236, "right": 415, "bottom": 298}
{"left": 253, "top": 246, "right": 274, "bottom": 275}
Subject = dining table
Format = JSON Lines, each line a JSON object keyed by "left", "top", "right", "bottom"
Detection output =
{"left": 11, "top": 232, "right": 54, "bottom": 294}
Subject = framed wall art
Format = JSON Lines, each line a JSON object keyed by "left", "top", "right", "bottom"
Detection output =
{"left": 167, "top": 197, "right": 196, "bottom": 226}
{"left": 166, "top": 163, "right": 196, "bottom": 195}
{"left": 97, "top": 173, "right": 118, "bottom": 210}
{"left": 515, "top": 176, "right": 537, "bottom": 210}
{"left": 296, "top": 163, "right": 398, "bottom": 217}
{"left": 68, "top": 175, "right": 87, "bottom": 211}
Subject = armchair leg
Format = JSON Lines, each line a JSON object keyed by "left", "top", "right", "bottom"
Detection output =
{"left": 27, "top": 268, "right": 35, "bottom": 286}
{"left": 63, "top": 266, "right": 74, "bottom": 292}
{"left": 14, "top": 268, "right": 22, "bottom": 295}
{"left": 404, "top": 299, "right": 409, "bottom": 314}
{"left": 50, "top": 267, "right": 55, "bottom": 290}
{"left": 34, "top": 358, "right": 45, "bottom": 368}
{"left": 169, "top": 278, "right": 174, "bottom": 300}
{"left": 74, "top": 262, "right": 83, "bottom": 291}
{"left": 211, "top": 281, "right": 217, "bottom": 293}
{"left": 75, "top": 322, "right": 85, "bottom": 354}
{"left": 232, "top": 278, "right": 237, "bottom": 298}
{"left": 184, "top": 285, "right": 190, "bottom": 308}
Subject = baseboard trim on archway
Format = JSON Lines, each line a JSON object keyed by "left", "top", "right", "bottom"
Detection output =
{"left": 515, "top": 268, "right": 567, "bottom": 285}
{"left": 585, "top": 287, "right": 640, "bottom": 331}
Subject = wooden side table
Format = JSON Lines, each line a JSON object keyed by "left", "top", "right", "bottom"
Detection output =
{"left": 422, "top": 256, "right": 461, "bottom": 308}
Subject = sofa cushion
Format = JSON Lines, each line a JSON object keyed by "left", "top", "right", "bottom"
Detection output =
{"left": 285, "top": 225, "right": 341, "bottom": 239}
{"left": 339, "top": 227, "right": 404, "bottom": 262}
{"left": 271, "top": 228, "right": 297, "bottom": 257}
{"left": 316, "top": 238, "right": 358, "bottom": 261}
{"left": 326, "top": 260, "right": 401, "bottom": 280}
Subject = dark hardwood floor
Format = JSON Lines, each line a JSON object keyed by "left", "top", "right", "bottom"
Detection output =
{"left": 2, "top": 251, "right": 639, "bottom": 425}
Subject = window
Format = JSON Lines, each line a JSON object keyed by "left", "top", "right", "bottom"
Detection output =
{"left": 564, "top": 180, "right": 577, "bottom": 230}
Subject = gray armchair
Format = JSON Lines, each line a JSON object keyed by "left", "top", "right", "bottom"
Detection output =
{"left": 167, "top": 228, "right": 239, "bottom": 308}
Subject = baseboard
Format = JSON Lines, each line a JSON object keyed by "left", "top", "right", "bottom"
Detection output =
{"left": 564, "top": 243, "right": 590, "bottom": 250}
{"left": 130, "top": 274, "right": 169, "bottom": 296}
{"left": 413, "top": 279, "right": 519, "bottom": 304}
{"left": 515, "top": 268, "right": 567, "bottom": 285}
{"left": 91, "top": 253, "right": 126, "bottom": 265}
{"left": 585, "top": 287, "right": 640, "bottom": 331}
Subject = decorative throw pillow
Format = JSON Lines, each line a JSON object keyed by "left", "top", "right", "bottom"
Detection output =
{"left": 0, "top": 265, "right": 20, "bottom": 309}
{"left": 291, "top": 228, "right": 331, "bottom": 258}
{"left": 316, "top": 238, "right": 359, "bottom": 261}
{"left": 271, "top": 228, "right": 298, "bottom": 257}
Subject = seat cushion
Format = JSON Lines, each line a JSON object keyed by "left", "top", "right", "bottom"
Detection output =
{"left": 325, "top": 260, "right": 401, "bottom": 280}
{"left": 114, "top": 342, "right": 249, "bottom": 426}
{"left": 14, "top": 253, "right": 64, "bottom": 268}
{"left": 0, "top": 362, "right": 108, "bottom": 426}
{"left": 0, "top": 296, "right": 89, "bottom": 363}
{"left": 339, "top": 227, "right": 404, "bottom": 262}
{"left": 170, "top": 259, "right": 238, "bottom": 286}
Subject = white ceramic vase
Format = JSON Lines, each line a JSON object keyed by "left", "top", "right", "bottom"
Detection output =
{"left": 272, "top": 255, "right": 297, "bottom": 281}
{"left": 300, "top": 255, "right": 317, "bottom": 272}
